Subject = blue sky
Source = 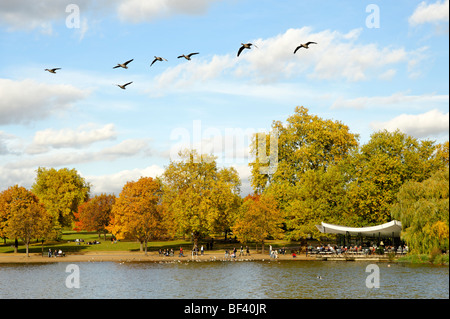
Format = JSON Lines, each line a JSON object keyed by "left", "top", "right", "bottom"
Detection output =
{"left": 0, "top": 0, "right": 448, "bottom": 196}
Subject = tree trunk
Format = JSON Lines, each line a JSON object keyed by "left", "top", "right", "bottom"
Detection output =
{"left": 25, "top": 241, "right": 29, "bottom": 257}
{"left": 139, "top": 241, "right": 143, "bottom": 252}
{"left": 193, "top": 231, "right": 199, "bottom": 250}
{"left": 261, "top": 241, "right": 265, "bottom": 254}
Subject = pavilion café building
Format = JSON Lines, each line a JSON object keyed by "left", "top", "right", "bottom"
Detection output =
{"left": 316, "top": 220, "right": 403, "bottom": 247}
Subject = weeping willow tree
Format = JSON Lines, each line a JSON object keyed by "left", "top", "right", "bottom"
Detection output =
{"left": 391, "top": 168, "right": 449, "bottom": 254}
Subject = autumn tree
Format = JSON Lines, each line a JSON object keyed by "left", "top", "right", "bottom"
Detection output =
{"left": 108, "top": 177, "right": 164, "bottom": 254}
{"left": 32, "top": 167, "right": 91, "bottom": 233}
{"left": 435, "top": 141, "right": 449, "bottom": 167}
{"left": 0, "top": 185, "right": 52, "bottom": 256}
{"left": 250, "top": 106, "right": 359, "bottom": 193}
{"left": 74, "top": 193, "right": 115, "bottom": 240}
{"left": 162, "top": 149, "right": 241, "bottom": 247}
{"left": 347, "top": 130, "right": 443, "bottom": 225}
{"left": 249, "top": 106, "right": 359, "bottom": 239}
{"left": 232, "top": 194, "right": 283, "bottom": 253}
{"left": 209, "top": 167, "right": 242, "bottom": 239}
{"left": 391, "top": 168, "right": 449, "bottom": 254}
{"left": 279, "top": 163, "right": 355, "bottom": 240}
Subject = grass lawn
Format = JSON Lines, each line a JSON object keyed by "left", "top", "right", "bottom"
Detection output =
{"left": 0, "top": 231, "right": 190, "bottom": 255}
{"left": 0, "top": 231, "right": 304, "bottom": 255}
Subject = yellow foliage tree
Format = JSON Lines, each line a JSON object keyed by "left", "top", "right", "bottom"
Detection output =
{"left": 162, "top": 149, "right": 241, "bottom": 247}
{"left": 31, "top": 167, "right": 90, "bottom": 232}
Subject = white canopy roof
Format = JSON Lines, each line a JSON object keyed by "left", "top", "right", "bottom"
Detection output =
{"left": 316, "top": 220, "right": 402, "bottom": 237}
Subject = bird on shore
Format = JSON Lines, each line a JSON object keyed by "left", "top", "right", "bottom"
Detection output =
{"left": 113, "top": 59, "right": 134, "bottom": 69}
{"left": 150, "top": 56, "right": 168, "bottom": 66}
{"left": 178, "top": 53, "right": 199, "bottom": 60}
{"left": 45, "top": 68, "right": 61, "bottom": 73}
{"left": 237, "top": 43, "right": 257, "bottom": 57}
{"left": 294, "top": 42, "right": 317, "bottom": 54}
{"left": 117, "top": 81, "right": 133, "bottom": 90}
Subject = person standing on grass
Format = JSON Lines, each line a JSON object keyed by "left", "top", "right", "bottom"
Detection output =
{"left": 246, "top": 245, "right": 250, "bottom": 256}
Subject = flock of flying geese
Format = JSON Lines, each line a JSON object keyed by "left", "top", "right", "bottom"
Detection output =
{"left": 44, "top": 41, "right": 317, "bottom": 90}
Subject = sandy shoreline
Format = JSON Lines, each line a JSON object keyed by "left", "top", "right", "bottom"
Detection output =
{"left": 0, "top": 251, "right": 312, "bottom": 264}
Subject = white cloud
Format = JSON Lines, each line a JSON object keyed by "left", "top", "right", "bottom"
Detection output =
{"left": 151, "top": 27, "right": 424, "bottom": 88}
{"left": 0, "top": 131, "right": 21, "bottom": 155}
{"left": 27, "top": 123, "right": 117, "bottom": 154}
{"left": 6, "top": 139, "right": 153, "bottom": 169}
{"left": 370, "top": 109, "right": 449, "bottom": 138}
{"left": 169, "top": 125, "right": 257, "bottom": 165}
{"left": 0, "top": 78, "right": 88, "bottom": 125}
{"left": 86, "top": 165, "right": 165, "bottom": 195}
{"left": 0, "top": 0, "right": 99, "bottom": 32}
{"left": 0, "top": 0, "right": 219, "bottom": 33}
{"left": 231, "top": 164, "right": 253, "bottom": 196}
{"left": 236, "top": 27, "right": 412, "bottom": 83}
{"left": 331, "top": 92, "right": 449, "bottom": 110}
{"left": 117, "top": 0, "right": 221, "bottom": 23}
{"left": 0, "top": 167, "right": 36, "bottom": 192}
{"left": 99, "top": 139, "right": 152, "bottom": 160}
{"left": 409, "top": 0, "right": 449, "bottom": 26}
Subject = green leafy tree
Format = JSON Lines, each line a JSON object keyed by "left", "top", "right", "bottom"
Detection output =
{"left": 250, "top": 106, "right": 359, "bottom": 193}
{"left": 249, "top": 106, "right": 359, "bottom": 239}
{"left": 391, "top": 168, "right": 449, "bottom": 254}
{"left": 347, "top": 130, "right": 442, "bottom": 225}
{"left": 279, "top": 163, "right": 355, "bottom": 240}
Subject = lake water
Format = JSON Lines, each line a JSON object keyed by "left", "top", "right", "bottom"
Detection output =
{"left": 0, "top": 260, "right": 448, "bottom": 299}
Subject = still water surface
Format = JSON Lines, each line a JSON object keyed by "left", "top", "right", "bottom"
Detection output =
{"left": 0, "top": 261, "right": 448, "bottom": 299}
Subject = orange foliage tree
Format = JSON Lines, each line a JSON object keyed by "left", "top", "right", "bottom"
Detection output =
{"left": 0, "top": 185, "right": 53, "bottom": 256}
{"left": 74, "top": 193, "right": 116, "bottom": 240}
{"left": 108, "top": 177, "right": 164, "bottom": 254}
{"left": 232, "top": 194, "right": 283, "bottom": 253}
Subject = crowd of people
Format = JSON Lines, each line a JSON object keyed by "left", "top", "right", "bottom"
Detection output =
{"left": 223, "top": 246, "right": 252, "bottom": 258}
{"left": 74, "top": 238, "right": 101, "bottom": 245}
{"left": 269, "top": 245, "right": 289, "bottom": 259}
{"left": 47, "top": 248, "right": 65, "bottom": 257}
{"left": 306, "top": 243, "right": 409, "bottom": 256}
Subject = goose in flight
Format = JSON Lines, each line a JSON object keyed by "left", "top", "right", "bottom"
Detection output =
{"left": 113, "top": 59, "right": 134, "bottom": 69}
{"left": 45, "top": 68, "right": 61, "bottom": 73}
{"left": 117, "top": 81, "right": 133, "bottom": 90}
{"left": 150, "top": 56, "right": 168, "bottom": 66}
{"left": 237, "top": 43, "right": 257, "bottom": 57}
{"left": 294, "top": 42, "right": 317, "bottom": 54}
{"left": 177, "top": 53, "right": 199, "bottom": 60}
